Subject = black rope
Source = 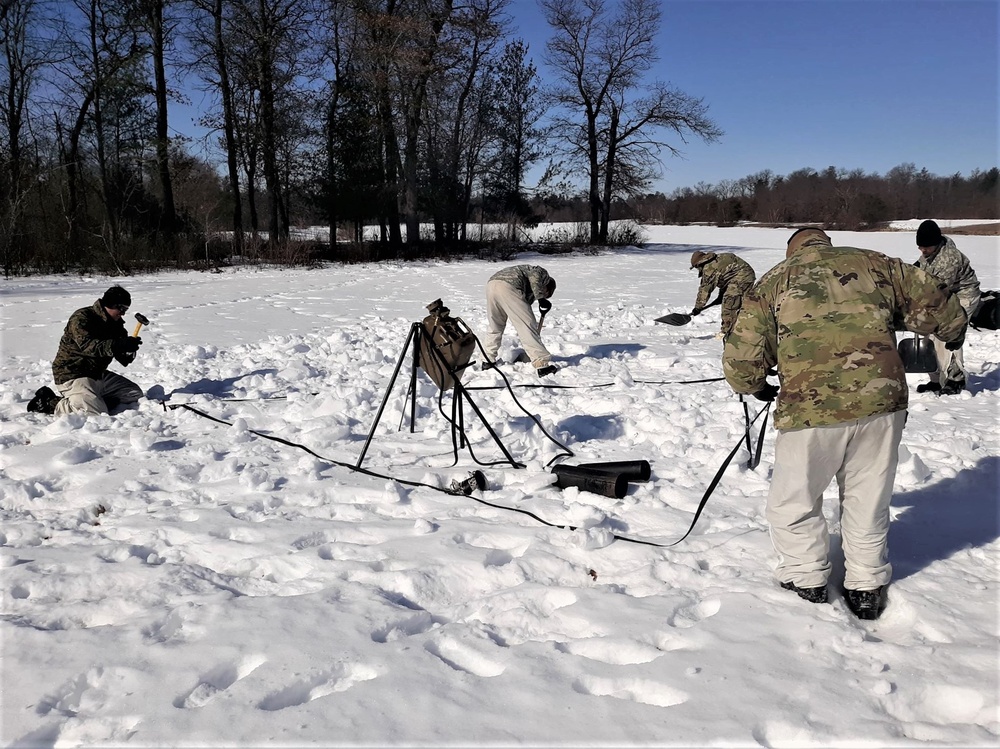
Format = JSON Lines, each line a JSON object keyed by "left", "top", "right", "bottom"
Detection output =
{"left": 163, "top": 397, "right": 771, "bottom": 550}
{"left": 464, "top": 376, "right": 726, "bottom": 391}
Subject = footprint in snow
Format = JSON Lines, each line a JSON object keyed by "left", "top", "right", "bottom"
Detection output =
{"left": 423, "top": 636, "right": 506, "bottom": 677}
{"left": 257, "top": 663, "right": 378, "bottom": 711}
{"left": 572, "top": 675, "right": 688, "bottom": 708}
{"left": 173, "top": 654, "right": 267, "bottom": 709}
{"left": 667, "top": 597, "right": 721, "bottom": 629}
{"left": 555, "top": 637, "right": 662, "bottom": 665}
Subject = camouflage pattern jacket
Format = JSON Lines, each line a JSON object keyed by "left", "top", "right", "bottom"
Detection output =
{"left": 52, "top": 300, "right": 130, "bottom": 385}
{"left": 695, "top": 253, "right": 756, "bottom": 309}
{"left": 489, "top": 265, "right": 552, "bottom": 303}
{"left": 914, "top": 236, "right": 981, "bottom": 314}
{"left": 723, "top": 236, "right": 967, "bottom": 430}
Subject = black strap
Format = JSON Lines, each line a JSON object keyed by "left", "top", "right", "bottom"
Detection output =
{"left": 664, "top": 401, "right": 771, "bottom": 547}
{"left": 163, "top": 398, "right": 770, "bottom": 549}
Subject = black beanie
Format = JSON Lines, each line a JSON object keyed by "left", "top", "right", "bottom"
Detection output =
{"left": 916, "top": 220, "right": 942, "bottom": 247}
{"left": 101, "top": 285, "right": 131, "bottom": 308}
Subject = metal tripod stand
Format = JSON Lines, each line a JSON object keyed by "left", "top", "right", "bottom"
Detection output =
{"left": 355, "top": 322, "right": 523, "bottom": 469}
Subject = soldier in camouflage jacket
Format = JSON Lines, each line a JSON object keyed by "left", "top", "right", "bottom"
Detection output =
{"left": 690, "top": 251, "right": 756, "bottom": 339}
{"left": 483, "top": 265, "right": 558, "bottom": 377}
{"left": 913, "top": 219, "right": 981, "bottom": 394}
{"left": 722, "top": 228, "right": 966, "bottom": 620}
{"left": 48, "top": 286, "right": 144, "bottom": 415}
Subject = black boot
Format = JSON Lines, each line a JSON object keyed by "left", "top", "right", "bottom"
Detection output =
{"left": 844, "top": 586, "right": 887, "bottom": 620}
{"left": 780, "top": 581, "right": 828, "bottom": 604}
{"left": 915, "top": 381, "right": 941, "bottom": 393}
{"left": 940, "top": 377, "right": 966, "bottom": 395}
{"left": 27, "top": 386, "right": 61, "bottom": 414}
{"left": 536, "top": 364, "right": 559, "bottom": 378}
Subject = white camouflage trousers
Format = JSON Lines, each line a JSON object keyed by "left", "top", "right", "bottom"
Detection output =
{"left": 55, "top": 371, "right": 143, "bottom": 416}
{"left": 927, "top": 334, "right": 967, "bottom": 385}
{"left": 483, "top": 279, "right": 551, "bottom": 367}
{"left": 766, "top": 410, "right": 906, "bottom": 591}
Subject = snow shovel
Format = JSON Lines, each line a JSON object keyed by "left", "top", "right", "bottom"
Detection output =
{"left": 537, "top": 298, "right": 551, "bottom": 331}
{"left": 654, "top": 296, "right": 721, "bottom": 326}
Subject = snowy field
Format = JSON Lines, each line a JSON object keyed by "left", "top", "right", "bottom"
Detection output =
{"left": 1, "top": 224, "right": 998, "bottom": 747}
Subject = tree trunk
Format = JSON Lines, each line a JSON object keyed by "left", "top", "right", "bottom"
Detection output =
{"left": 150, "top": 0, "right": 176, "bottom": 233}
{"left": 213, "top": 0, "right": 243, "bottom": 250}
{"left": 599, "top": 106, "right": 620, "bottom": 243}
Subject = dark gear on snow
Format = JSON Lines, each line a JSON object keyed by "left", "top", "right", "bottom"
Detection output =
{"left": 970, "top": 291, "right": 999, "bottom": 330}
{"left": 781, "top": 581, "right": 828, "bottom": 604}
{"left": 27, "top": 386, "right": 61, "bottom": 414}
{"left": 969, "top": 291, "right": 1000, "bottom": 330}
{"left": 844, "top": 586, "right": 888, "bottom": 620}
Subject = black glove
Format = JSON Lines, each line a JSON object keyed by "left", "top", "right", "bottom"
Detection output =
{"left": 112, "top": 337, "right": 142, "bottom": 356}
{"left": 945, "top": 338, "right": 964, "bottom": 351}
{"left": 538, "top": 298, "right": 552, "bottom": 313}
{"left": 753, "top": 382, "right": 779, "bottom": 402}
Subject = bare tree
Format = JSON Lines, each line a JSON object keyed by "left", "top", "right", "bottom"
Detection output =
{"left": 481, "top": 38, "right": 546, "bottom": 240}
{"left": 139, "top": 0, "right": 176, "bottom": 232}
{"left": 1, "top": 0, "right": 57, "bottom": 274}
{"left": 542, "top": 0, "right": 721, "bottom": 243}
{"left": 187, "top": 0, "right": 245, "bottom": 248}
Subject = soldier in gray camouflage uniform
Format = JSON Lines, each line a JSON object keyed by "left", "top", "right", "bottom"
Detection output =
{"left": 913, "top": 219, "right": 981, "bottom": 395}
{"left": 28, "top": 286, "right": 144, "bottom": 416}
{"left": 722, "top": 228, "right": 967, "bottom": 620}
{"left": 689, "top": 251, "right": 756, "bottom": 339}
{"left": 483, "top": 265, "right": 558, "bottom": 377}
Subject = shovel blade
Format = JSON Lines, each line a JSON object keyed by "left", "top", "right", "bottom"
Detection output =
{"left": 654, "top": 313, "right": 692, "bottom": 326}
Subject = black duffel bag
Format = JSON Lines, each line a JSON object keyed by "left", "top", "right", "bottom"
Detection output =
{"left": 971, "top": 291, "right": 999, "bottom": 330}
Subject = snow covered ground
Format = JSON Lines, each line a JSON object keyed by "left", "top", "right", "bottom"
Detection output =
{"left": 1, "top": 224, "right": 998, "bottom": 747}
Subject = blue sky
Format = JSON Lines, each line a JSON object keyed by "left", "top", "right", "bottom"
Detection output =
{"left": 507, "top": 0, "right": 998, "bottom": 193}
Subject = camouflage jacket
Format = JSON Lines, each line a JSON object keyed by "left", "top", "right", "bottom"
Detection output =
{"left": 723, "top": 236, "right": 967, "bottom": 430}
{"left": 695, "top": 253, "right": 756, "bottom": 309}
{"left": 914, "top": 236, "right": 981, "bottom": 314}
{"left": 52, "top": 300, "right": 130, "bottom": 385}
{"left": 489, "top": 265, "right": 552, "bottom": 303}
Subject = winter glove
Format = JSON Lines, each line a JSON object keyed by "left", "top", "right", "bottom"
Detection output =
{"left": 112, "top": 336, "right": 142, "bottom": 356}
{"left": 945, "top": 337, "right": 964, "bottom": 351}
{"left": 116, "top": 351, "right": 136, "bottom": 366}
{"left": 538, "top": 298, "right": 552, "bottom": 313}
{"left": 753, "top": 382, "right": 780, "bottom": 402}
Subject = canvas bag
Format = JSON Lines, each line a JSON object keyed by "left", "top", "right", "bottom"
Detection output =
{"left": 970, "top": 291, "right": 999, "bottom": 330}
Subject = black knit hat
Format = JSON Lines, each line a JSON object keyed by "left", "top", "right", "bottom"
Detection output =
{"left": 101, "top": 285, "right": 131, "bottom": 308}
{"left": 916, "top": 220, "right": 942, "bottom": 248}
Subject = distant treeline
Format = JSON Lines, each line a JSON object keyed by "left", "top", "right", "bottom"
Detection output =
{"left": 624, "top": 164, "right": 999, "bottom": 229}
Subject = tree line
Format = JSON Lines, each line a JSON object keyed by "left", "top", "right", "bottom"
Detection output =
{"left": 0, "top": 0, "right": 722, "bottom": 276}
{"left": 628, "top": 164, "right": 999, "bottom": 229}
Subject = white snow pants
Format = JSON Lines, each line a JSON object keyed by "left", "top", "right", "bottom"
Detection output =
{"left": 928, "top": 334, "right": 967, "bottom": 385}
{"left": 483, "top": 279, "right": 551, "bottom": 367}
{"left": 55, "top": 371, "right": 143, "bottom": 416}
{"left": 767, "top": 410, "right": 906, "bottom": 591}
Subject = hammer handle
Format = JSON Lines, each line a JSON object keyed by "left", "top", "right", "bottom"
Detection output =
{"left": 132, "top": 322, "right": 144, "bottom": 337}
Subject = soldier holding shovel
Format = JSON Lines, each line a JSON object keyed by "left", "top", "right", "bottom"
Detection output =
{"left": 688, "top": 251, "right": 756, "bottom": 339}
